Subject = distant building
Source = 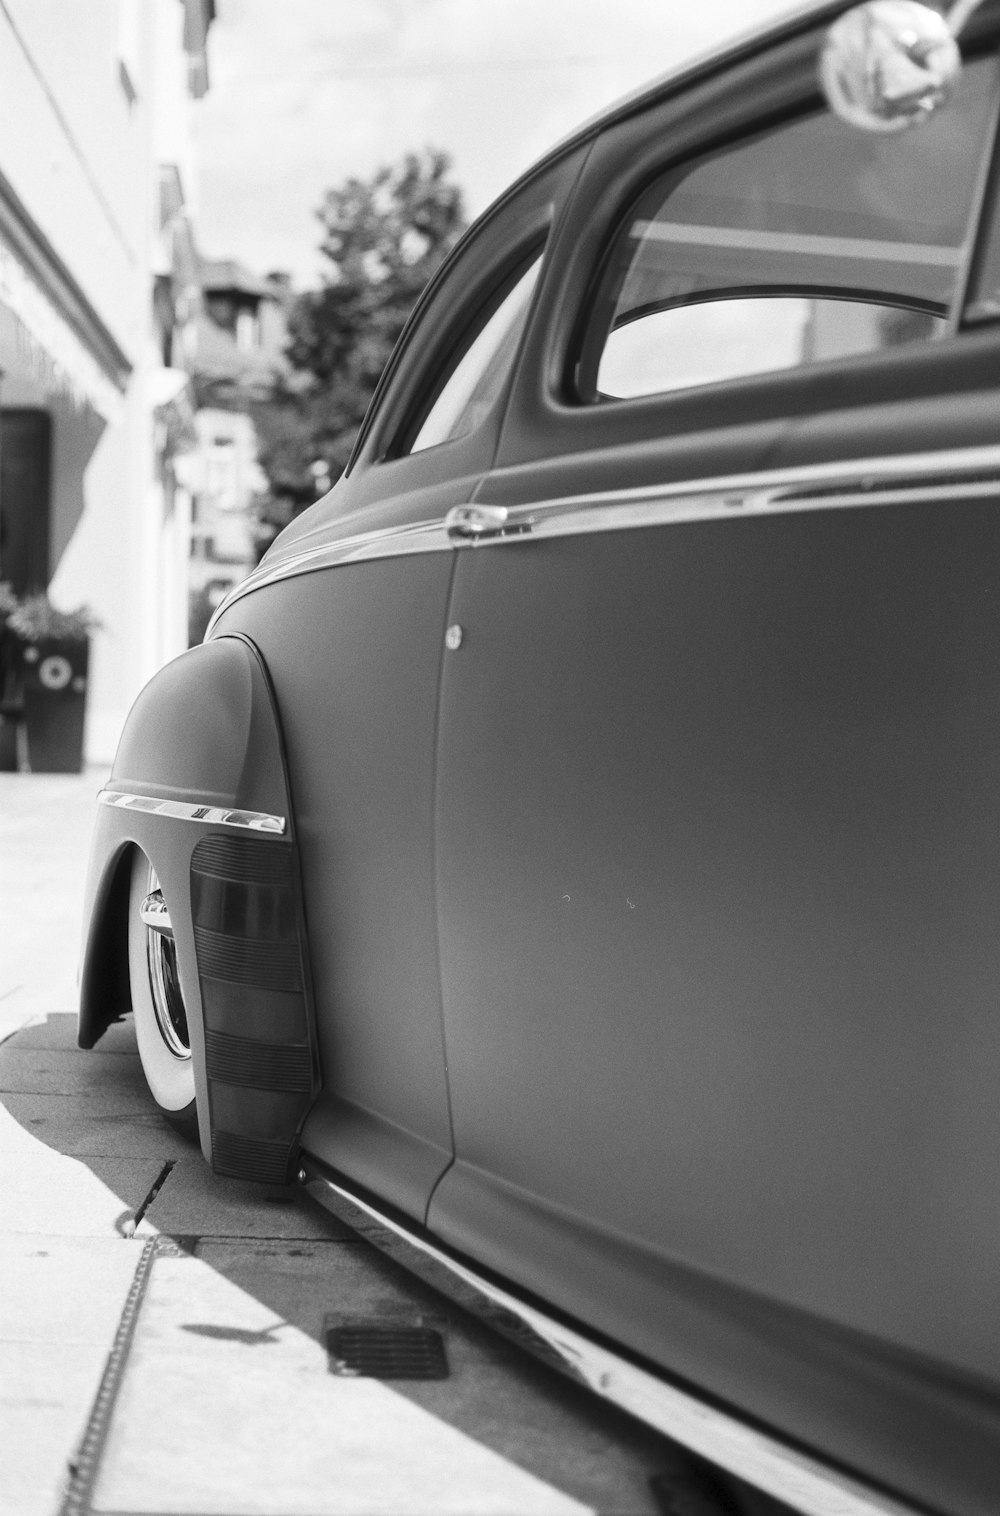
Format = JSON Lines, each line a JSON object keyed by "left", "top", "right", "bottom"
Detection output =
{"left": 196, "top": 259, "right": 290, "bottom": 403}
{"left": 0, "top": 0, "right": 216, "bottom": 763}
{"left": 186, "top": 258, "right": 290, "bottom": 640}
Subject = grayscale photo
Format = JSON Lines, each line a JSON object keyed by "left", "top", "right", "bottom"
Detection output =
{"left": 1, "top": 2, "right": 998, "bottom": 1514}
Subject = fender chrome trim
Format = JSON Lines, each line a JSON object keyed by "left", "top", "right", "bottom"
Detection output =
{"left": 300, "top": 1160, "right": 920, "bottom": 1516}
{"left": 210, "top": 444, "right": 1000, "bottom": 625}
{"left": 208, "top": 519, "right": 450, "bottom": 632}
{"left": 98, "top": 789, "right": 286, "bottom": 835}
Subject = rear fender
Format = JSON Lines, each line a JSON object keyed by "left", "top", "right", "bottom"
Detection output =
{"left": 78, "top": 635, "right": 318, "bottom": 1184}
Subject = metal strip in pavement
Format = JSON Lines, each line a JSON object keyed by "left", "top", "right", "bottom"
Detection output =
{"left": 60, "top": 1238, "right": 162, "bottom": 1516}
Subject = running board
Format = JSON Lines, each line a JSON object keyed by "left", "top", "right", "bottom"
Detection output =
{"left": 298, "top": 1159, "right": 919, "bottom": 1516}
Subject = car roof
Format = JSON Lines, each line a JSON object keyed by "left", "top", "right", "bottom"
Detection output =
{"left": 498, "top": 0, "right": 844, "bottom": 204}
{"left": 549, "top": 1, "right": 841, "bottom": 149}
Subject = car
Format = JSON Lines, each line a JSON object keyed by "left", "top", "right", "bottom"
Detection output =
{"left": 79, "top": 3, "right": 1000, "bottom": 1511}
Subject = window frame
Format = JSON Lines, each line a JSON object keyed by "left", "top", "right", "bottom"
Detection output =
{"left": 572, "top": 68, "right": 1000, "bottom": 409}
{"left": 961, "top": 76, "right": 1000, "bottom": 326}
{"left": 342, "top": 146, "right": 581, "bottom": 481}
{"left": 490, "top": 17, "right": 1000, "bottom": 478}
{"left": 390, "top": 237, "right": 546, "bottom": 459}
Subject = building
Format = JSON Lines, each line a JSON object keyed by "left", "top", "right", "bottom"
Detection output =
{"left": 187, "top": 257, "right": 289, "bottom": 641}
{"left": 0, "top": 0, "right": 215, "bottom": 764}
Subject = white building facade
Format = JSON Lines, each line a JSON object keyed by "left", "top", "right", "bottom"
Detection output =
{"left": 0, "top": 0, "right": 214, "bottom": 763}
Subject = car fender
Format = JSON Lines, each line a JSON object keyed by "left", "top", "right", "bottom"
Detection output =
{"left": 78, "top": 634, "right": 318, "bottom": 1183}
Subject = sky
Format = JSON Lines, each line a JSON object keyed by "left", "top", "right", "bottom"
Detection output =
{"left": 192, "top": 0, "right": 806, "bottom": 290}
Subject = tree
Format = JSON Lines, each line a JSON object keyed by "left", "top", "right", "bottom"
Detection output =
{"left": 254, "top": 149, "right": 466, "bottom": 534}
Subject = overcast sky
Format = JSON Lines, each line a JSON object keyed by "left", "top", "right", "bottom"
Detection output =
{"left": 192, "top": 0, "right": 805, "bottom": 288}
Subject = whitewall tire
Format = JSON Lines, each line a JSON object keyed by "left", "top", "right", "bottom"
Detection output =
{"left": 127, "top": 851, "right": 198, "bottom": 1138}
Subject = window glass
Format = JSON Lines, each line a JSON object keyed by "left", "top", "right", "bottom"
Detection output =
{"left": 599, "top": 296, "right": 947, "bottom": 397}
{"left": 409, "top": 255, "right": 542, "bottom": 453}
{"left": 585, "top": 58, "right": 998, "bottom": 402}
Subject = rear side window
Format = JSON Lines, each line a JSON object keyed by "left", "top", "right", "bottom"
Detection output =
{"left": 408, "top": 254, "right": 542, "bottom": 453}
{"left": 579, "top": 56, "right": 1000, "bottom": 402}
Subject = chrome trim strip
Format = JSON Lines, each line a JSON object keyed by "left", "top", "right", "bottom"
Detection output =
{"left": 488, "top": 442, "right": 1000, "bottom": 541}
{"left": 139, "top": 890, "right": 174, "bottom": 939}
{"left": 98, "top": 789, "right": 286, "bottom": 835}
{"left": 212, "top": 444, "right": 1000, "bottom": 619}
{"left": 208, "top": 520, "right": 450, "bottom": 631}
{"left": 301, "top": 1163, "right": 920, "bottom": 1516}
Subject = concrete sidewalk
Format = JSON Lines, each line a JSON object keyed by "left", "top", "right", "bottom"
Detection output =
{"left": 0, "top": 768, "right": 104, "bottom": 1044}
{"left": 0, "top": 770, "right": 689, "bottom": 1516}
{"left": 0, "top": 768, "right": 149, "bottom": 1516}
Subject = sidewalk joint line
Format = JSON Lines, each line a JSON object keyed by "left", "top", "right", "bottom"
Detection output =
{"left": 122, "top": 1159, "right": 175, "bottom": 1237}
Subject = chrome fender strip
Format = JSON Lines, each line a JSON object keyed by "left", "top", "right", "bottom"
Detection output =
{"left": 211, "top": 443, "right": 1000, "bottom": 623}
{"left": 98, "top": 789, "right": 286, "bottom": 835}
{"left": 208, "top": 519, "right": 450, "bottom": 631}
{"left": 300, "top": 1161, "right": 920, "bottom": 1516}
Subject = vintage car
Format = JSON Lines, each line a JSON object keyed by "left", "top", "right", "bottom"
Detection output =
{"left": 80, "top": 2, "right": 1000, "bottom": 1511}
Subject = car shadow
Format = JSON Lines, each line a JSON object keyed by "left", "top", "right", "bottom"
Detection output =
{"left": 0, "top": 1008, "right": 793, "bottom": 1516}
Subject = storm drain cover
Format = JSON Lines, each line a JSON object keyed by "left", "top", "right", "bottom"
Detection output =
{"left": 325, "top": 1321, "right": 449, "bottom": 1380}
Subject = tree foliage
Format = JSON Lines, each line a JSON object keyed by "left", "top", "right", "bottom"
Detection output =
{"left": 254, "top": 149, "right": 466, "bottom": 532}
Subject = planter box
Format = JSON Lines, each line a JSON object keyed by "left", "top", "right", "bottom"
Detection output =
{"left": 20, "top": 636, "right": 89, "bottom": 773}
{"left": 0, "top": 717, "right": 16, "bottom": 771}
{"left": 0, "top": 627, "right": 21, "bottom": 770}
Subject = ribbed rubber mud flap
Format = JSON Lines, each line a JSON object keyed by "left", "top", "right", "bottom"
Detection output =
{"left": 191, "top": 834, "right": 317, "bottom": 1183}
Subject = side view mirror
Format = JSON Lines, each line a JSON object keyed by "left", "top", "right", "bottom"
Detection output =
{"left": 819, "top": 0, "right": 983, "bottom": 132}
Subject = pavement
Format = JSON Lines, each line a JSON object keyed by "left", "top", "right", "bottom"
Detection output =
{"left": 0, "top": 767, "right": 736, "bottom": 1516}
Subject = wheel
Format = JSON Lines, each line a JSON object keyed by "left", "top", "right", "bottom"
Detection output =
{"left": 127, "top": 850, "right": 198, "bottom": 1138}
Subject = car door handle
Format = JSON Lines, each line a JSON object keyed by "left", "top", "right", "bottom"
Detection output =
{"left": 445, "top": 504, "right": 532, "bottom": 540}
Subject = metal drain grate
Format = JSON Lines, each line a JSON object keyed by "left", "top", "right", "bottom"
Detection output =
{"left": 325, "top": 1321, "right": 449, "bottom": 1380}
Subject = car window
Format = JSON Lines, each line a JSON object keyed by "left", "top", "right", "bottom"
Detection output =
{"left": 582, "top": 57, "right": 999, "bottom": 402}
{"left": 409, "top": 255, "right": 542, "bottom": 453}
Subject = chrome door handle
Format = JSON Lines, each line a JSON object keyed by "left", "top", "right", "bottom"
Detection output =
{"left": 445, "top": 504, "right": 531, "bottom": 541}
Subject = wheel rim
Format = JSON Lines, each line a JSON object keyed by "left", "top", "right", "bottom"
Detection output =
{"left": 144, "top": 873, "right": 190, "bottom": 1060}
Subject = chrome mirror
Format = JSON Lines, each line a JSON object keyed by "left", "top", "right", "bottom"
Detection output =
{"left": 819, "top": 0, "right": 983, "bottom": 133}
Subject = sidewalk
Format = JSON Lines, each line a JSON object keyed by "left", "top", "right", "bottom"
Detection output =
{"left": 0, "top": 768, "right": 149, "bottom": 1516}
{"left": 0, "top": 768, "right": 104, "bottom": 1043}
{"left": 0, "top": 770, "right": 681, "bottom": 1516}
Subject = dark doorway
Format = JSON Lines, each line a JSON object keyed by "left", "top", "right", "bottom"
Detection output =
{"left": 0, "top": 407, "right": 52, "bottom": 593}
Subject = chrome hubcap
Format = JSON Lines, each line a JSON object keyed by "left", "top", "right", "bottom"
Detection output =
{"left": 142, "top": 877, "right": 190, "bottom": 1060}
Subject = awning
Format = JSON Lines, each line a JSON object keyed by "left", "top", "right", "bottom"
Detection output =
{"left": 0, "top": 240, "right": 125, "bottom": 422}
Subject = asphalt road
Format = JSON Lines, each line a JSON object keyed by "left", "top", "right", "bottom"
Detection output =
{"left": 0, "top": 768, "right": 787, "bottom": 1516}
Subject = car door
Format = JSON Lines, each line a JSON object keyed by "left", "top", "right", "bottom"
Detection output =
{"left": 430, "top": 14, "right": 1000, "bottom": 1514}
{"left": 222, "top": 149, "right": 587, "bottom": 1223}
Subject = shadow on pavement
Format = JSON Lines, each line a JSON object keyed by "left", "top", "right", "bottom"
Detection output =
{"left": 0, "top": 1008, "right": 780, "bottom": 1516}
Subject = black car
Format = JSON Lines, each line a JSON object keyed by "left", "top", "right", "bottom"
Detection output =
{"left": 80, "top": 4, "right": 1000, "bottom": 1512}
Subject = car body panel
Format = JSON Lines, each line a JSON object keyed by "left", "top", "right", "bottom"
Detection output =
{"left": 79, "top": 636, "right": 315, "bottom": 1180}
{"left": 430, "top": 481, "right": 1000, "bottom": 1513}
{"left": 218, "top": 556, "right": 457, "bottom": 1220}
{"left": 80, "top": 636, "right": 291, "bottom": 1048}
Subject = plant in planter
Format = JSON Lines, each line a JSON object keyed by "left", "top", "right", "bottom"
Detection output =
{"left": 6, "top": 593, "right": 100, "bottom": 773}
